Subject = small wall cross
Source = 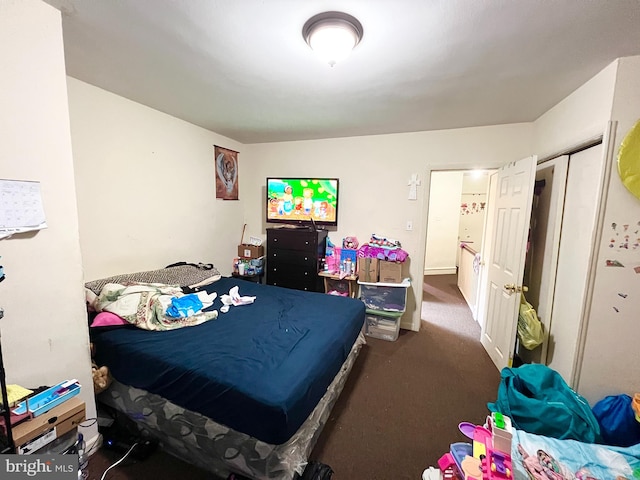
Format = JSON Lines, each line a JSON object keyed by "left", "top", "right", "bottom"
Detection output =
{"left": 408, "top": 173, "right": 421, "bottom": 200}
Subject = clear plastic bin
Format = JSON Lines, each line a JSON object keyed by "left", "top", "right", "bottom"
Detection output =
{"left": 358, "top": 279, "right": 410, "bottom": 313}
{"left": 364, "top": 310, "right": 402, "bottom": 341}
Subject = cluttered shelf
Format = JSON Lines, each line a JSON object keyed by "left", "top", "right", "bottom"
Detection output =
{"left": 318, "top": 271, "right": 359, "bottom": 298}
{"left": 0, "top": 379, "right": 85, "bottom": 455}
{"left": 233, "top": 230, "right": 412, "bottom": 341}
{"left": 321, "top": 234, "right": 410, "bottom": 342}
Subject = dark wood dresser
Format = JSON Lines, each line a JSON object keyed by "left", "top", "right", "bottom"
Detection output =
{"left": 266, "top": 227, "right": 328, "bottom": 292}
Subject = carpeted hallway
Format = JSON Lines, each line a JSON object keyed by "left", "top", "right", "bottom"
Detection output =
{"left": 87, "top": 274, "right": 501, "bottom": 480}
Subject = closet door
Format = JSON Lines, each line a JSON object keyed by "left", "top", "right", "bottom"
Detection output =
{"left": 546, "top": 144, "right": 603, "bottom": 384}
{"left": 519, "top": 156, "right": 568, "bottom": 365}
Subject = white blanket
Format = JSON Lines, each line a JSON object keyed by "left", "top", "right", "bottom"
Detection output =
{"left": 94, "top": 282, "right": 218, "bottom": 331}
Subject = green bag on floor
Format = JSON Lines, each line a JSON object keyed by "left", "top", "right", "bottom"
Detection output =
{"left": 488, "top": 364, "right": 602, "bottom": 443}
{"left": 517, "top": 293, "right": 544, "bottom": 350}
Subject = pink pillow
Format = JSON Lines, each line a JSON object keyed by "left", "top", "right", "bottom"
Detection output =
{"left": 91, "top": 312, "right": 128, "bottom": 327}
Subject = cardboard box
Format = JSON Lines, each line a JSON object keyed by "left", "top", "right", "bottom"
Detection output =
{"left": 357, "top": 257, "right": 379, "bottom": 283}
{"left": 238, "top": 244, "right": 264, "bottom": 259}
{"left": 13, "top": 396, "right": 85, "bottom": 451}
{"left": 378, "top": 260, "right": 402, "bottom": 283}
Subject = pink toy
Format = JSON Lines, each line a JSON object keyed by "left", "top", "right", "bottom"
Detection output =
{"left": 342, "top": 236, "right": 359, "bottom": 249}
{"left": 458, "top": 420, "right": 513, "bottom": 480}
{"left": 480, "top": 447, "right": 512, "bottom": 480}
{"left": 459, "top": 422, "right": 492, "bottom": 459}
{"left": 437, "top": 453, "right": 459, "bottom": 480}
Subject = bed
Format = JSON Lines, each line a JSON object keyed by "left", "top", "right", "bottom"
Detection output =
{"left": 87, "top": 264, "right": 366, "bottom": 479}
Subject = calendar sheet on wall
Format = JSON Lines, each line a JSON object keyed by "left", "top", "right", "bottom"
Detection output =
{"left": 0, "top": 179, "right": 47, "bottom": 239}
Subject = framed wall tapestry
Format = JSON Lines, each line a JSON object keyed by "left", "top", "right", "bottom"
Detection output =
{"left": 215, "top": 145, "right": 239, "bottom": 200}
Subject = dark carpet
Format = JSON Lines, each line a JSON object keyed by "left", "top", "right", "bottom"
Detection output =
{"left": 86, "top": 274, "right": 501, "bottom": 480}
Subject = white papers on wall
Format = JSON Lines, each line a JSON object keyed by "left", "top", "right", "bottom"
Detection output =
{"left": 0, "top": 179, "right": 47, "bottom": 239}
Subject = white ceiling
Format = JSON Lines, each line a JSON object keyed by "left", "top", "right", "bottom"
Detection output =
{"left": 45, "top": 0, "right": 640, "bottom": 144}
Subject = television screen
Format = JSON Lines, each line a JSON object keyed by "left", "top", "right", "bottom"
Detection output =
{"left": 266, "top": 177, "right": 339, "bottom": 227}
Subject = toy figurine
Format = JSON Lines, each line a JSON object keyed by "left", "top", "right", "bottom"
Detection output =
{"left": 343, "top": 236, "right": 359, "bottom": 249}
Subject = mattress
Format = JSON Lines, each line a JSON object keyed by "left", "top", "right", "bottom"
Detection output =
{"left": 91, "top": 277, "right": 365, "bottom": 445}
{"left": 99, "top": 333, "right": 366, "bottom": 480}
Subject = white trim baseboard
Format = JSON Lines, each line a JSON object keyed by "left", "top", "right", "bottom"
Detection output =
{"left": 423, "top": 267, "right": 457, "bottom": 275}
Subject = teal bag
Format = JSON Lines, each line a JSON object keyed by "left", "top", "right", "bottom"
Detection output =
{"left": 488, "top": 364, "right": 602, "bottom": 443}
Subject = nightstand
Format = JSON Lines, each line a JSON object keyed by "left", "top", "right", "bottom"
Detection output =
{"left": 318, "top": 271, "right": 359, "bottom": 298}
{"left": 231, "top": 272, "right": 264, "bottom": 284}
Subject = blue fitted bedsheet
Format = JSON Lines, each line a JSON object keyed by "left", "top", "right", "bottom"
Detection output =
{"left": 91, "top": 277, "right": 365, "bottom": 445}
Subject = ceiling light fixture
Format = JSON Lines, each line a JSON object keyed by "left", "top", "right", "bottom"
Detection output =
{"left": 302, "top": 11, "right": 363, "bottom": 67}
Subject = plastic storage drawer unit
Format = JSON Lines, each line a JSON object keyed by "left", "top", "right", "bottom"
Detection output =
{"left": 359, "top": 279, "right": 410, "bottom": 313}
{"left": 364, "top": 310, "right": 403, "bottom": 341}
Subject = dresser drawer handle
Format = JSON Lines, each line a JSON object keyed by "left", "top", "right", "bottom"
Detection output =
{"left": 274, "top": 238, "right": 278, "bottom": 242}
{"left": 272, "top": 253, "right": 277, "bottom": 257}
{"left": 304, "top": 272, "right": 308, "bottom": 276}
{"left": 305, "top": 241, "right": 309, "bottom": 245}
{"left": 304, "top": 257, "right": 308, "bottom": 261}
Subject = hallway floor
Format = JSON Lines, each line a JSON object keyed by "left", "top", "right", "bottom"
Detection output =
{"left": 421, "top": 273, "right": 480, "bottom": 341}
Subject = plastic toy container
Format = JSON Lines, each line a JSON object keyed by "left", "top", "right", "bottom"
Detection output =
{"left": 13, "top": 380, "right": 81, "bottom": 417}
{"left": 358, "top": 279, "right": 410, "bottom": 313}
{"left": 364, "top": 310, "right": 403, "bottom": 341}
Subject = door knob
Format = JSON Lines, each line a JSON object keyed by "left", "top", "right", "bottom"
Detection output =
{"left": 504, "top": 283, "right": 522, "bottom": 294}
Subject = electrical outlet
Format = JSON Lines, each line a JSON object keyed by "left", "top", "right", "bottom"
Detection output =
{"left": 406, "top": 221, "right": 413, "bottom": 231}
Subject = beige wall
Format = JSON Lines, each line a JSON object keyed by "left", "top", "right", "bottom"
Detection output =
{"left": 242, "top": 124, "right": 534, "bottom": 330}
{"left": 578, "top": 56, "right": 640, "bottom": 403}
{"left": 459, "top": 172, "right": 490, "bottom": 247}
{"left": 532, "top": 56, "right": 640, "bottom": 403}
{"left": 0, "top": 0, "right": 97, "bottom": 445}
{"left": 68, "top": 78, "right": 245, "bottom": 280}
{"left": 533, "top": 60, "right": 617, "bottom": 158}
{"left": 67, "top": 70, "right": 532, "bottom": 334}
{"left": 424, "top": 171, "right": 464, "bottom": 275}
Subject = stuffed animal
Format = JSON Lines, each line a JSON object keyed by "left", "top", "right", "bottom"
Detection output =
{"left": 343, "top": 236, "right": 359, "bottom": 249}
{"left": 92, "top": 362, "right": 111, "bottom": 394}
{"left": 90, "top": 342, "right": 112, "bottom": 394}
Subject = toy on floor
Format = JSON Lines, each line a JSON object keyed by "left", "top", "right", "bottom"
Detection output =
{"left": 92, "top": 361, "right": 111, "bottom": 394}
{"left": 487, "top": 412, "right": 513, "bottom": 455}
{"left": 421, "top": 466, "right": 442, "bottom": 480}
{"left": 480, "top": 448, "right": 512, "bottom": 479}
{"left": 90, "top": 342, "right": 112, "bottom": 394}
{"left": 439, "top": 414, "right": 513, "bottom": 480}
{"left": 437, "top": 452, "right": 460, "bottom": 480}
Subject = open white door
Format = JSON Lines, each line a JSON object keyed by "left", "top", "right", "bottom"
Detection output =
{"left": 479, "top": 156, "right": 537, "bottom": 370}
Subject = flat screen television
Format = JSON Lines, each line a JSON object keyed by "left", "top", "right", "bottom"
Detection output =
{"left": 266, "top": 177, "right": 339, "bottom": 227}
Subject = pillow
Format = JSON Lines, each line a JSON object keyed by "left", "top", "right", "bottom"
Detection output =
{"left": 84, "top": 263, "right": 221, "bottom": 295}
{"left": 90, "top": 312, "right": 128, "bottom": 328}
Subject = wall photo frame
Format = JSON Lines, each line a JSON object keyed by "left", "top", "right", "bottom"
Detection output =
{"left": 215, "top": 145, "right": 239, "bottom": 200}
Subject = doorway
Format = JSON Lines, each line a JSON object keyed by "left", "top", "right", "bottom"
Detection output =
{"left": 421, "top": 141, "right": 605, "bottom": 383}
{"left": 423, "top": 169, "right": 493, "bottom": 322}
